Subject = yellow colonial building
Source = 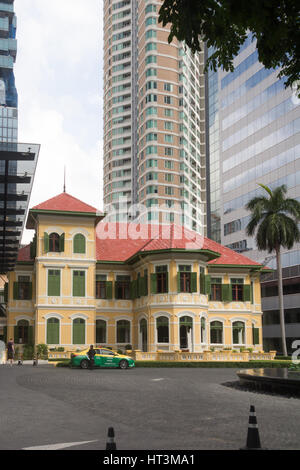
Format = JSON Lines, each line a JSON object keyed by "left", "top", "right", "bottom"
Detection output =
{"left": 4, "top": 192, "right": 270, "bottom": 354}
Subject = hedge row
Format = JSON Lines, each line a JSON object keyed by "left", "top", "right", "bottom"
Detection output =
{"left": 48, "top": 358, "right": 70, "bottom": 363}
{"left": 56, "top": 361, "right": 71, "bottom": 367}
{"left": 55, "top": 360, "right": 293, "bottom": 369}
{"left": 134, "top": 360, "right": 292, "bottom": 368}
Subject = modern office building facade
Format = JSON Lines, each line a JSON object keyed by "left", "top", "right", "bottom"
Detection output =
{"left": 0, "top": 1, "right": 40, "bottom": 341}
{"left": 206, "top": 35, "right": 300, "bottom": 353}
{"left": 0, "top": 0, "right": 18, "bottom": 143}
{"left": 103, "top": 0, "right": 207, "bottom": 234}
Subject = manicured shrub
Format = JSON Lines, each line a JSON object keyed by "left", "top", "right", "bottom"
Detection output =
{"left": 36, "top": 343, "right": 48, "bottom": 359}
{"left": 48, "top": 358, "right": 70, "bottom": 362}
{"left": 135, "top": 360, "right": 292, "bottom": 368}
{"left": 56, "top": 361, "right": 71, "bottom": 367}
{"left": 23, "top": 345, "right": 34, "bottom": 360}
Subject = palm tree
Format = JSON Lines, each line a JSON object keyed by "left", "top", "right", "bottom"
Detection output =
{"left": 246, "top": 184, "right": 300, "bottom": 356}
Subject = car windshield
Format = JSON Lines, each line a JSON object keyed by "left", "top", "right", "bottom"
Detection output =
{"left": 100, "top": 349, "right": 115, "bottom": 355}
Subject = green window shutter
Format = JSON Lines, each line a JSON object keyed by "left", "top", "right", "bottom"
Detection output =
{"left": 47, "top": 320, "right": 59, "bottom": 345}
{"left": 4, "top": 283, "right": 8, "bottom": 302}
{"left": 250, "top": 281, "right": 254, "bottom": 304}
{"left": 130, "top": 280, "right": 138, "bottom": 299}
{"left": 59, "top": 233, "right": 65, "bottom": 252}
{"left": 115, "top": 281, "right": 119, "bottom": 299}
{"left": 130, "top": 281, "right": 134, "bottom": 299}
{"left": 243, "top": 284, "right": 251, "bottom": 302}
{"left": 221, "top": 284, "right": 232, "bottom": 302}
{"left": 205, "top": 275, "right": 211, "bottom": 295}
{"left": 150, "top": 273, "right": 157, "bottom": 294}
{"left": 177, "top": 272, "right": 181, "bottom": 292}
{"left": 137, "top": 277, "right": 142, "bottom": 297}
{"left": 74, "top": 234, "right": 85, "bottom": 254}
{"left": 44, "top": 233, "right": 49, "bottom": 253}
{"left": 28, "top": 283, "right": 33, "bottom": 300}
{"left": 106, "top": 281, "right": 112, "bottom": 299}
{"left": 165, "top": 272, "right": 169, "bottom": 293}
{"left": 14, "top": 325, "right": 18, "bottom": 343}
{"left": 200, "top": 273, "right": 205, "bottom": 293}
{"left": 144, "top": 276, "right": 148, "bottom": 296}
{"left": 73, "top": 271, "right": 85, "bottom": 297}
{"left": 73, "top": 319, "right": 85, "bottom": 344}
{"left": 48, "top": 271, "right": 60, "bottom": 296}
{"left": 13, "top": 282, "right": 19, "bottom": 300}
{"left": 191, "top": 272, "right": 197, "bottom": 293}
{"left": 140, "top": 276, "right": 148, "bottom": 296}
{"left": 253, "top": 327, "right": 259, "bottom": 345}
{"left": 138, "top": 276, "right": 144, "bottom": 297}
{"left": 28, "top": 326, "right": 34, "bottom": 346}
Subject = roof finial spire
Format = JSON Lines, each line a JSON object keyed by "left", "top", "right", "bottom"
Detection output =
{"left": 63, "top": 166, "right": 66, "bottom": 193}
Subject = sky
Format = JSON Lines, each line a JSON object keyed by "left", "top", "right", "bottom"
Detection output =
{"left": 14, "top": 0, "right": 103, "bottom": 244}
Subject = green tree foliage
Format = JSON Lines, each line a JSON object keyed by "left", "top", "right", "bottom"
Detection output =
{"left": 158, "top": 0, "right": 300, "bottom": 94}
{"left": 246, "top": 184, "right": 300, "bottom": 355}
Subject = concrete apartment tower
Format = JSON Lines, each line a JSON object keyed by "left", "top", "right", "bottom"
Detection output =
{"left": 103, "top": 0, "right": 207, "bottom": 234}
{"left": 206, "top": 36, "right": 300, "bottom": 353}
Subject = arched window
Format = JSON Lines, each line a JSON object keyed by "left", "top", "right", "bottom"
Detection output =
{"left": 201, "top": 317, "right": 206, "bottom": 343}
{"left": 210, "top": 321, "right": 223, "bottom": 344}
{"left": 232, "top": 321, "right": 245, "bottom": 345}
{"left": 73, "top": 318, "right": 85, "bottom": 345}
{"left": 96, "top": 320, "right": 106, "bottom": 344}
{"left": 156, "top": 316, "right": 169, "bottom": 343}
{"left": 116, "top": 320, "right": 130, "bottom": 343}
{"left": 49, "top": 233, "right": 60, "bottom": 252}
{"left": 15, "top": 320, "right": 29, "bottom": 344}
{"left": 74, "top": 234, "right": 86, "bottom": 254}
{"left": 47, "top": 318, "right": 60, "bottom": 345}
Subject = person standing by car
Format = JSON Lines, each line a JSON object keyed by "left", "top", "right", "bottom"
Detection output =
{"left": 87, "top": 345, "right": 96, "bottom": 370}
{"left": 6, "top": 338, "right": 14, "bottom": 367}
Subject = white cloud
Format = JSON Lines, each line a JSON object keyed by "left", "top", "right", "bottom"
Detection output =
{"left": 14, "top": 0, "right": 103, "bottom": 244}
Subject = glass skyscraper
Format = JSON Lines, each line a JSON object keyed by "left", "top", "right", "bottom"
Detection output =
{"left": 207, "top": 35, "right": 300, "bottom": 354}
{"left": 0, "top": 0, "right": 18, "bottom": 144}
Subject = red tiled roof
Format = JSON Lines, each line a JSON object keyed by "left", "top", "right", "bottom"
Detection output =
{"left": 31, "top": 192, "right": 99, "bottom": 214}
{"left": 18, "top": 222, "right": 264, "bottom": 269}
{"left": 95, "top": 222, "right": 263, "bottom": 268}
{"left": 17, "top": 244, "right": 32, "bottom": 262}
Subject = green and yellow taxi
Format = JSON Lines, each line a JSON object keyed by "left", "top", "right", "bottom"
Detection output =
{"left": 70, "top": 347, "right": 135, "bottom": 369}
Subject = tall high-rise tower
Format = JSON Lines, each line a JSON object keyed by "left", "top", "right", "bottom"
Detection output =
{"left": 0, "top": 0, "right": 18, "bottom": 144}
{"left": 206, "top": 36, "right": 300, "bottom": 353}
{"left": 103, "top": 0, "right": 207, "bottom": 234}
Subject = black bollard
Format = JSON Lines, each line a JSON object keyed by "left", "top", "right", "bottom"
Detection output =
{"left": 240, "top": 405, "right": 266, "bottom": 450}
{"left": 106, "top": 427, "right": 117, "bottom": 450}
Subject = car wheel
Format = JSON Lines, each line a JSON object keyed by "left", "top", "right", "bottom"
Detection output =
{"left": 119, "top": 359, "right": 128, "bottom": 369}
{"left": 80, "top": 359, "right": 89, "bottom": 369}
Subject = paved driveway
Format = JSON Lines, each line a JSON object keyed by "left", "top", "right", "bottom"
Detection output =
{"left": 0, "top": 365, "right": 299, "bottom": 450}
